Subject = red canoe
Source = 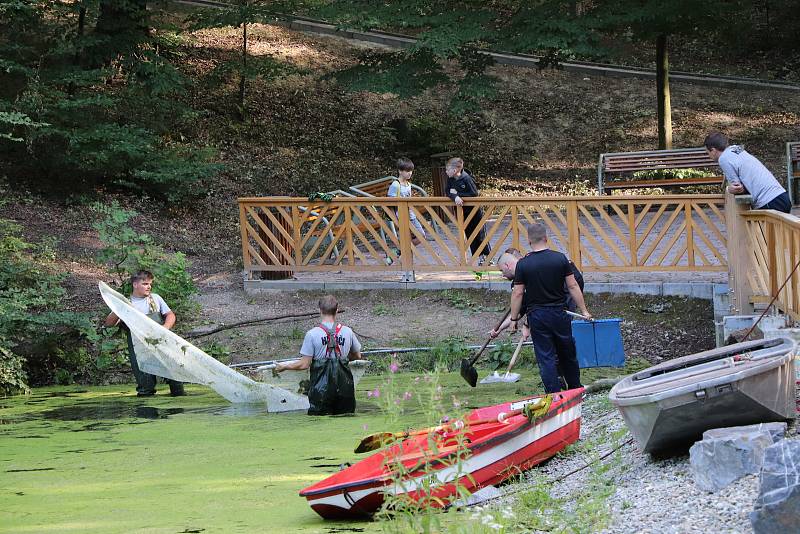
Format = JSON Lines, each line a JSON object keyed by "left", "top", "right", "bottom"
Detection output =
{"left": 299, "top": 388, "right": 583, "bottom": 519}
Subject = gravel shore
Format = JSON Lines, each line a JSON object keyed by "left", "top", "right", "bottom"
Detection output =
{"left": 486, "top": 392, "right": 797, "bottom": 534}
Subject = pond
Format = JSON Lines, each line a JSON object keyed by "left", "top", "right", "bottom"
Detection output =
{"left": 1, "top": 371, "right": 535, "bottom": 533}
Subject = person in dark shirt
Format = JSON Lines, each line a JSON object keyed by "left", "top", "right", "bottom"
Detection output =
{"left": 445, "top": 157, "right": 491, "bottom": 265}
{"left": 510, "top": 223, "right": 592, "bottom": 393}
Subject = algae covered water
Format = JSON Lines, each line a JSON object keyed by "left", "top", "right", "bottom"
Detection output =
{"left": 0, "top": 372, "right": 531, "bottom": 533}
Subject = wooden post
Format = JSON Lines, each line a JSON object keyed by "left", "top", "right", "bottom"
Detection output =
{"left": 725, "top": 192, "right": 754, "bottom": 314}
{"left": 627, "top": 201, "right": 637, "bottom": 267}
{"left": 566, "top": 201, "right": 581, "bottom": 269}
{"left": 397, "top": 198, "right": 413, "bottom": 273}
{"left": 239, "top": 202, "right": 252, "bottom": 278}
{"left": 456, "top": 205, "right": 466, "bottom": 268}
{"left": 767, "top": 222, "right": 777, "bottom": 297}
{"left": 685, "top": 201, "right": 695, "bottom": 267}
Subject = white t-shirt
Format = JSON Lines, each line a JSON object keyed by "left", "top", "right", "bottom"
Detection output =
{"left": 130, "top": 293, "right": 171, "bottom": 316}
{"left": 387, "top": 180, "right": 413, "bottom": 198}
{"left": 300, "top": 322, "right": 361, "bottom": 360}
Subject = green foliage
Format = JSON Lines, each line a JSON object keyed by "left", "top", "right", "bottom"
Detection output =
{"left": 329, "top": 49, "right": 447, "bottom": 98}
{"left": 93, "top": 202, "right": 197, "bottom": 315}
{"left": 485, "top": 337, "right": 516, "bottom": 370}
{"left": 427, "top": 336, "right": 469, "bottom": 371}
{"left": 0, "top": 0, "right": 222, "bottom": 201}
{"left": 0, "top": 217, "right": 95, "bottom": 394}
{"left": 632, "top": 168, "right": 716, "bottom": 180}
{"left": 0, "top": 111, "right": 48, "bottom": 142}
{"left": 201, "top": 341, "right": 231, "bottom": 364}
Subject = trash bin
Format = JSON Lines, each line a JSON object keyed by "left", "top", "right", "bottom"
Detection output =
{"left": 571, "top": 318, "right": 625, "bottom": 368}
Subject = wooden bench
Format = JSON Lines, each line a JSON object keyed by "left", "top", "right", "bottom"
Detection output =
{"left": 787, "top": 142, "right": 799, "bottom": 205}
{"left": 349, "top": 175, "right": 428, "bottom": 197}
{"left": 598, "top": 148, "right": 723, "bottom": 195}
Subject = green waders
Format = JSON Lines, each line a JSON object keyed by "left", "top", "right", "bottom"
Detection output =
{"left": 125, "top": 306, "right": 185, "bottom": 397}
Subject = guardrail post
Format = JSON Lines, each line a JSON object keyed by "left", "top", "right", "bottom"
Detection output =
{"left": 397, "top": 199, "right": 414, "bottom": 282}
{"left": 566, "top": 200, "right": 581, "bottom": 269}
{"left": 725, "top": 192, "right": 754, "bottom": 314}
{"left": 239, "top": 202, "right": 251, "bottom": 279}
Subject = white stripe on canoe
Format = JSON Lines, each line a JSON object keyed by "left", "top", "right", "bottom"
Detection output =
{"left": 307, "top": 404, "right": 581, "bottom": 510}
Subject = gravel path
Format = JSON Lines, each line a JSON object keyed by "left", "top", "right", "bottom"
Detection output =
{"left": 479, "top": 392, "right": 797, "bottom": 534}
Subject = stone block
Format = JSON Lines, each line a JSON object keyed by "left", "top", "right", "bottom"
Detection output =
{"left": 704, "top": 423, "right": 787, "bottom": 445}
{"left": 689, "top": 426, "right": 775, "bottom": 492}
{"left": 750, "top": 439, "right": 800, "bottom": 534}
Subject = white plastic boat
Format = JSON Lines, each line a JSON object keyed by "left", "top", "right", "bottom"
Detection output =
{"left": 609, "top": 337, "right": 796, "bottom": 454}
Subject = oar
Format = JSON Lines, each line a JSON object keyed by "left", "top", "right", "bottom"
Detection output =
{"left": 460, "top": 308, "right": 511, "bottom": 387}
{"left": 354, "top": 396, "right": 550, "bottom": 453}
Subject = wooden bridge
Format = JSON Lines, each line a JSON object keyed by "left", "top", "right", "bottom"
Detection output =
{"left": 238, "top": 195, "right": 727, "bottom": 276}
{"left": 238, "top": 192, "right": 800, "bottom": 320}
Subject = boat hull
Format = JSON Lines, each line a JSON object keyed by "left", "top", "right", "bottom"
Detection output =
{"left": 300, "top": 389, "right": 583, "bottom": 520}
{"left": 610, "top": 337, "right": 796, "bottom": 455}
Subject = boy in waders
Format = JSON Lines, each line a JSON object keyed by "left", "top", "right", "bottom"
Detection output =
{"left": 273, "top": 295, "right": 362, "bottom": 415}
{"left": 104, "top": 270, "right": 185, "bottom": 397}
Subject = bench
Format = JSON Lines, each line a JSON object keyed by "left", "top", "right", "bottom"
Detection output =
{"left": 598, "top": 148, "right": 723, "bottom": 195}
{"left": 349, "top": 175, "right": 428, "bottom": 197}
{"left": 787, "top": 142, "right": 799, "bottom": 205}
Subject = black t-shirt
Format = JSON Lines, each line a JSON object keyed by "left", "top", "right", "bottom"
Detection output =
{"left": 513, "top": 249, "right": 572, "bottom": 308}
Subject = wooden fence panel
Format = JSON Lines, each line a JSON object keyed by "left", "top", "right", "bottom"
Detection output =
{"left": 741, "top": 211, "right": 800, "bottom": 321}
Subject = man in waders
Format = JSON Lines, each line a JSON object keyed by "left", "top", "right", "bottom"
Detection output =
{"left": 273, "top": 295, "right": 361, "bottom": 415}
{"left": 104, "top": 270, "right": 185, "bottom": 397}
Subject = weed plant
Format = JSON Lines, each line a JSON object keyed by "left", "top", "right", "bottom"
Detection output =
{"left": 370, "top": 363, "right": 476, "bottom": 533}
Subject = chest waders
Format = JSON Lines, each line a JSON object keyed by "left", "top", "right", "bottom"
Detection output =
{"left": 307, "top": 323, "right": 355, "bottom": 416}
{"left": 125, "top": 297, "right": 184, "bottom": 397}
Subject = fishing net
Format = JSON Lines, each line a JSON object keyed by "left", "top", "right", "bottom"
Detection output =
{"left": 99, "top": 282, "right": 309, "bottom": 412}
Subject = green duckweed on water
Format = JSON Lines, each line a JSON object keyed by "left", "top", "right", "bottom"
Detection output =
{"left": 0, "top": 365, "right": 645, "bottom": 533}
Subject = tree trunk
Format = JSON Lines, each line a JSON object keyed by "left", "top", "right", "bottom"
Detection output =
{"left": 238, "top": 20, "right": 248, "bottom": 120}
{"left": 656, "top": 34, "right": 672, "bottom": 150}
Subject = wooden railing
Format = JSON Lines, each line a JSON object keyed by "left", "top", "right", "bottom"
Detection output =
{"left": 740, "top": 209, "right": 800, "bottom": 321}
{"left": 238, "top": 195, "right": 727, "bottom": 276}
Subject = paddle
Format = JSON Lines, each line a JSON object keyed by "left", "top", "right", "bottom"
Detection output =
{"left": 354, "top": 395, "right": 552, "bottom": 453}
{"left": 460, "top": 308, "right": 511, "bottom": 387}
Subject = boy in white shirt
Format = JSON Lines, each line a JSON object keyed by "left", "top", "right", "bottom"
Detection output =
{"left": 104, "top": 271, "right": 185, "bottom": 397}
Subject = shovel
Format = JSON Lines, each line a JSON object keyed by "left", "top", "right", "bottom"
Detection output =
{"left": 479, "top": 334, "right": 526, "bottom": 384}
{"left": 565, "top": 310, "right": 593, "bottom": 321}
{"left": 460, "top": 308, "right": 511, "bottom": 387}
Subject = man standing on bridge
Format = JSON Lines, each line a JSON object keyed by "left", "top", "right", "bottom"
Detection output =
{"left": 704, "top": 131, "right": 790, "bottom": 213}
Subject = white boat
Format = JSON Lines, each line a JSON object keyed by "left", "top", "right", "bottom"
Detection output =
{"left": 100, "top": 282, "right": 314, "bottom": 412}
{"left": 609, "top": 337, "right": 796, "bottom": 455}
